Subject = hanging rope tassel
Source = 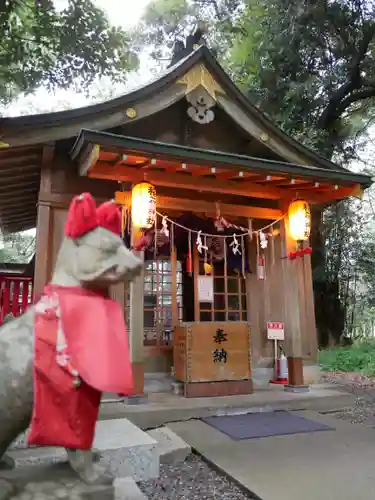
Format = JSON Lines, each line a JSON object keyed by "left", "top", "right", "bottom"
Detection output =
{"left": 187, "top": 230, "right": 193, "bottom": 276}
{"left": 154, "top": 213, "right": 158, "bottom": 262}
{"left": 271, "top": 231, "right": 276, "bottom": 267}
{"left": 241, "top": 235, "right": 246, "bottom": 277}
{"left": 248, "top": 219, "right": 253, "bottom": 241}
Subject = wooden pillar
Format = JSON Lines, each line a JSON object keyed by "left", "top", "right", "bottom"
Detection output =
{"left": 33, "top": 203, "right": 52, "bottom": 301}
{"left": 280, "top": 219, "right": 309, "bottom": 391}
{"left": 129, "top": 227, "right": 145, "bottom": 396}
{"left": 33, "top": 149, "right": 54, "bottom": 301}
{"left": 193, "top": 244, "right": 199, "bottom": 321}
{"left": 246, "top": 236, "right": 263, "bottom": 363}
{"left": 171, "top": 236, "right": 178, "bottom": 327}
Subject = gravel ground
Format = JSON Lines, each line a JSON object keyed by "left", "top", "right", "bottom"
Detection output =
{"left": 139, "top": 454, "right": 255, "bottom": 500}
{"left": 322, "top": 372, "right": 375, "bottom": 425}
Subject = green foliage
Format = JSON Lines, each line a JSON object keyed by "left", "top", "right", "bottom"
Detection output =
{"left": 229, "top": 0, "right": 375, "bottom": 159}
{"left": 134, "top": 0, "right": 243, "bottom": 61}
{"left": 319, "top": 340, "right": 375, "bottom": 376}
{"left": 0, "top": 0, "right": 138, "bottom": 107}
{"left": 0, "top": 231, "right": 35, "bottom": 264}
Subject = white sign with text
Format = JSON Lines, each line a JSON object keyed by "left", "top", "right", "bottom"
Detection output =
{"left": 267, "top": 321, "right": 285, "bottom": 340}
{"left": 198, "top": 276, "right": 214, "bottom": 303}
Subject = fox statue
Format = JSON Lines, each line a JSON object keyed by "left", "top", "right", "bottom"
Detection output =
{"left": 0, "top": 193, "right": 143, "bottom": 499}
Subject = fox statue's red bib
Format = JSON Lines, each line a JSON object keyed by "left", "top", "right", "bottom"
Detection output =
{"left": 28, "top": 194, "right": 138, "bottom": 450}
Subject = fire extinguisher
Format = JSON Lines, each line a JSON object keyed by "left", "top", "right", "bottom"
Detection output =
{"left": 270, "top": 345, "right": 289, "bottom": 385}
{"left": 278, "top": 346, "right": 288, "bottom": 383}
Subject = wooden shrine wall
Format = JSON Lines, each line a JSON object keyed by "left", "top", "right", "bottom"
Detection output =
{"left": 246, "top": 234, "right": 318, "bottom": 365}
{"left": 34, "top": 152, "right": 318, "bottom": 371}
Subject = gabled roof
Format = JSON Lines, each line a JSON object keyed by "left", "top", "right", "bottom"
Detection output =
{"left": 0, "top": 46, "right": 348, "bottom": 172}
{"left": 0, "top": 45, "right": 370, "bottom": 232}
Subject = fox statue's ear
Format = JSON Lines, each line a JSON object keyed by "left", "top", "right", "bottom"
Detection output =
{"left": 65, "top": 193, "right": 98, "bottom": 239}
{"left": 96, "top": 200, "right": 122, "bottom": 236}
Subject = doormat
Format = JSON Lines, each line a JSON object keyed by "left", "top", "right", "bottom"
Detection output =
{"left": 201, "top": 411, "right": 334, "bottom": 440}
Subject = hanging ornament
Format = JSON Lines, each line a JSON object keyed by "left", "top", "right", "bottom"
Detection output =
{"left": 230, "top": 234, "right": 241, "bottom": 255}
{"left": 257, "top": 255, "right": 266, "bottom": 281}
{"left": 259, "top": 231, "right": 268, "bottom": 249}
{"left": 153, "top": 212, "right": 158, "bottom": 261}
{"left": 161, "top": 215, "right": 169, "bottom": 238}
{"left": 248, "top": 219, "right": 253, "bottom": 241}
{"left": 256, "top": 232, "right": 265, "bottom": 280}
{"left": 204, "top": 262, "right": 213, "bottom": 275}
{"left": 224, "top": 235, "right": 228, "bottom": 278}
{"left": 203, "top": 235, "right": 212, "bottom": 274}
{"left": 270, "top": 232, "right": 276, "bottom": 267}
{"left": 241, "top": 235, "right": 246, "bottom": 276}
{"left": 196, "top": 230, "right": 208, "bottom": 254}
{"left": 186, "top": 230, "right": 193, "bottom": 275}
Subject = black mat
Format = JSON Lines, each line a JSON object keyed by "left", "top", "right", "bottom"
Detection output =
{"left": 202, "top": 411, "right": 335, "bottom": 440}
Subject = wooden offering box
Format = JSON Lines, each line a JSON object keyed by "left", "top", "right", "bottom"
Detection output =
{"left": 173, "top": 322, "right": 253, "bottom": 398}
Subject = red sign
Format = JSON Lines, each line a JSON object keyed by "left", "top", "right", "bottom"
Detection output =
{"left": 267, "top": 321, "right": 285, "bottom": 340}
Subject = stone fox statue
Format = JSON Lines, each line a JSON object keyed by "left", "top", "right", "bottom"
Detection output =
{"left": 0, "top": 193, "right": 143, "bottom": 498}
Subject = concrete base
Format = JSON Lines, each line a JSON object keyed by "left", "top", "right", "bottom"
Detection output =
{"left": 8, "top": 418, "right": 160, "bottom": 483}
{"left": 303, "top": 365, "right": 322, "bottom": 384}
{"left": 147, "top": 427, "right": 191, "bottom": 464}
{"left": 284, "top": 384, "right": 310, "bottom": 393}
{"left": 122, "top": 395, "right": 149, "bottom": 405}
{"left": 144, "top": 373, "right": 174, "bottom": 394}
{"left": 252, "top": 364, "right": 321, "bottom": 388}
{"left": 94, "top": 418, "right": 159, "bottom": 482}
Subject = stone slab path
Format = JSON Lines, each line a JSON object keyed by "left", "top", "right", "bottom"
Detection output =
{"left": 167, "top": 410, "right": 375, "bottom": 500}
{"left": 99, "top": 385, "right": 356, "bottom": 429}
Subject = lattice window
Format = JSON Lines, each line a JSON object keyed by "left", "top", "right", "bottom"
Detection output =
{"left": 143, "top": 259, "right": 183, "bottom": 346}
{"left": 198, "top": 259, "right": 247, "bottom": 322}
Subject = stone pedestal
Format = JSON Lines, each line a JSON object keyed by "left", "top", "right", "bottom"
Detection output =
{"left": 93, "top": 419, "right": 159, "bottom": 482}
{"left": 8, "top": 418, "right": 160, "bottom": 483}
{"left": 0, "top": 463, "right": 114, "bottom": 500}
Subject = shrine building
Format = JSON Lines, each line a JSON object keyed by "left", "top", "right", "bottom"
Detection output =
{"left": 0, "top": 45, "right": 371, "bottom": 397}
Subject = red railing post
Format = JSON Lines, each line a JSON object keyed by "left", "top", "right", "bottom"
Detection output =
{"left": 0, "top": 275, "right": 33, "bottom": 326}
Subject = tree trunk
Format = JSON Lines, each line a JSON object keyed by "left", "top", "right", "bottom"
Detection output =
{"left": 311, "top": 206, "right": 345, "bottom": 347}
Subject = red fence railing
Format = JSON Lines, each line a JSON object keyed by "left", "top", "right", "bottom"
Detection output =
{"left": 0, "top": 276, "right": 33, "bottom": 325}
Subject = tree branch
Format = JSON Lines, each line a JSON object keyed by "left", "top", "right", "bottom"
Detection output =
{"left": 337, "top": 87, "right": 375, "bottom": 114}
{"left": 317, "top": 22, "right": 375, "bottom": 129}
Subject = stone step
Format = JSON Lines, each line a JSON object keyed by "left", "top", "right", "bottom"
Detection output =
{"left": 94, "top": 418, "right": 159, "bottom": 482}
{"left": 8, "top": 418, "right": 159, "bottom": 483}
{"left": 0, "top": 463, "right": 147, "bottom": 500}
{"left": 8, "top": 446, "right": 67, "bottom": 467}
{"left": 147, "top": 426, "right": 191, "bottom": 464}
